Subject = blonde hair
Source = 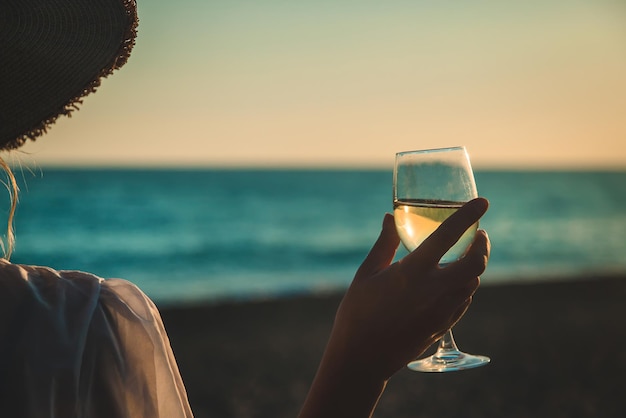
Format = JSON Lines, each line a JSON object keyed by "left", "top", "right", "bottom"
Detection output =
{"left": 0, "top": 156, "right": 18, "bottom": 259}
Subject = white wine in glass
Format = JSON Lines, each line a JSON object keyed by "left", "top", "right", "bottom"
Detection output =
{"left": 393, "top": 146, "right": 489, "bottom": 372}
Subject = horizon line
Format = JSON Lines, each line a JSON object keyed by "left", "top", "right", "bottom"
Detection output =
{"left": 8, "top": 161, "right": 626, "bottom": 172}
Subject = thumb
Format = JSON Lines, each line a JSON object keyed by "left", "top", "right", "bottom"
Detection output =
{"left": 355, "top": 213, "right": 400, "bottom": 279}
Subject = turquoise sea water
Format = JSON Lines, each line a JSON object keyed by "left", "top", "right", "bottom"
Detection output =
{"left": 7, "top": 168, "right": 626, "bottom": 305}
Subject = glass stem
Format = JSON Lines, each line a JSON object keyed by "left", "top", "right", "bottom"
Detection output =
{"left": 435, "top": 330, "right": 462, "bottom": 358}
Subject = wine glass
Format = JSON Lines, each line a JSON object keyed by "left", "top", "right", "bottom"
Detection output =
{"left": 393, "top": 146, "right": 490, "bottom": 372}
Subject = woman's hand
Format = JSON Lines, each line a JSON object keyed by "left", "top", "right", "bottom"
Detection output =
{"left": 299, "top": 198, "right": 491, "bottom": 418}
{"left": 331, "top": 197, "right": 490, "bottom": 380}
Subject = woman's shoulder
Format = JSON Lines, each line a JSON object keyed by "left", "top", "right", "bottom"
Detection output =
{"left": 0, "top": 258, "right": 158, "bottom": 322}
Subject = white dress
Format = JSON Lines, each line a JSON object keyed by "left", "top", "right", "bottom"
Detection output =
{"left": 0, "top": 259, "right": 194, "bottom": 417}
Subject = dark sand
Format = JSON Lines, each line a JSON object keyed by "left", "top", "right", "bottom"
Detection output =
{"left": 160, "top": 276, "right": 626, "bottom": 418}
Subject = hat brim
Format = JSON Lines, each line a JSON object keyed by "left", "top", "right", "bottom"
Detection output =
{"left": 0, "top": 0, "right": 138, "bottom": 151}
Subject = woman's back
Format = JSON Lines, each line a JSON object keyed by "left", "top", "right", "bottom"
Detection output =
{"left": 0, "top": 261, "right": 193, "bottom": 417}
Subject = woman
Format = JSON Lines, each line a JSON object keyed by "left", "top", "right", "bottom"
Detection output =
{"left": 0, "top": 1, "right": 490, "bottom": 417}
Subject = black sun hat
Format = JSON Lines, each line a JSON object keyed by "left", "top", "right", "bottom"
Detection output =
{"left": 0, "top": 0, "right": 138, "bottom": 151}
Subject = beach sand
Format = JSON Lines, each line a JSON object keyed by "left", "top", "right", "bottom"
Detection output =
{"left": 160, "top": 276, "right": 626, "bottom": 418}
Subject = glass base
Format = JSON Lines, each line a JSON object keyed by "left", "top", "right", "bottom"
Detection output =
{"left": 408, "top": 349, "right": 490, "bottom": 373}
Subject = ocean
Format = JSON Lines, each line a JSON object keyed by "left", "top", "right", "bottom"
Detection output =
{"left": 6, "top": 168, "right": 626, "bottom": 305}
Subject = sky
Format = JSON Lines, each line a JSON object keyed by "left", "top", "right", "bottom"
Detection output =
{"left": 15, "top": 0, "right": 626, "bottom": 170}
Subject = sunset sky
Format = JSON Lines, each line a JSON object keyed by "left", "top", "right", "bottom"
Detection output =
{"left": 15, "top": 0, "right": 626, "bottom": 170}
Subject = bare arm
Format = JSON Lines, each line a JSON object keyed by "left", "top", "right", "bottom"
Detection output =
{"left": 299, "top": 198, "right": 491, "bottom": 418}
